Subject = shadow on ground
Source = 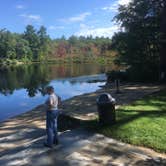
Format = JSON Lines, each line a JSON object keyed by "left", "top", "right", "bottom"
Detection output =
{"left": 0, "top": 83, "right": 166, "bottom": 165}
{"left": 1, "top": 111, "right": 166, "bottom": 166}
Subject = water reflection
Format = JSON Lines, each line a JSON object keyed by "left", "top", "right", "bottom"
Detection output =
{"left": 0, "top": 64, "right": 110, "bottom": 97}
{"left": 0, "top": 65, "right": 48, "bottom": 97}
{"left": 0, "top": 63, "right": 111, "bottom": 121}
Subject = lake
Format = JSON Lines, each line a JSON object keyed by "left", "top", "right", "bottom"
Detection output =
{"left": 0, "top": 63, "right": 115, "bottom": 122}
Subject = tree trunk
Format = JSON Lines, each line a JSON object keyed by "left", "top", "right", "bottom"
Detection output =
{"left": 160, "top": 3, "right": 166, "bottom": 82}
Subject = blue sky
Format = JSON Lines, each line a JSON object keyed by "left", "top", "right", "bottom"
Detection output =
{"left": 0, "top": 0, "right": 131, "bottom": 39}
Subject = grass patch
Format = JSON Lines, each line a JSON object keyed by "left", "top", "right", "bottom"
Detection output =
{"left": 89, "top": 89, "right": 166, "bottom": 153}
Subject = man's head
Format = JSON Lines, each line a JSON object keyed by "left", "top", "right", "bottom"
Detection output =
{"left": 46, "top": 86, "right": 54, "bottom": 94}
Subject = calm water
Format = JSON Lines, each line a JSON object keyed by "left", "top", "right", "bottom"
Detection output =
{"left": 0, "top": 63, "right": 114, "bottom": 122}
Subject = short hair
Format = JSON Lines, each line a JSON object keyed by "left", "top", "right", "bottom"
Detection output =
{"left": 46, "top": 86, "right": 54, "bottom": 92}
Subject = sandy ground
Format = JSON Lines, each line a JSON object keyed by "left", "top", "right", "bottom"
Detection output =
{"left": 62, "top": 83, "right": 166, "bottom": 120}
{"left": 0, "top": 83, "right": 166, "bottom": 166}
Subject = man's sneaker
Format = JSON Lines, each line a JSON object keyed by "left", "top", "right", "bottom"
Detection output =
{"left": 43, "top": 142, "right": 53, "bottom": 148}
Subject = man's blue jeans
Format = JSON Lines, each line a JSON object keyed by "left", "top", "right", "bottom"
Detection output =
{"left": 46, "top": 110, "right": 59, "bottom": 146}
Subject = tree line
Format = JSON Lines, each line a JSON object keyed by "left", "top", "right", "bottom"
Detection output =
{"left": 0, "top": 25, "right": 51, "bottom": 61}
{"left": 112, "top": 0, "right": 166, "bottom": 82}
{"left": 0, "top": 26, "right": 116, "bottom": 63}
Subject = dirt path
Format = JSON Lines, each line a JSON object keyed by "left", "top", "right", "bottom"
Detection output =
{"left": 0, "top": 83, "right": 166, "bottom": 166}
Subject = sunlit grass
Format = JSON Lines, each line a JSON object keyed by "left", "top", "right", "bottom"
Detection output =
{"left": 90, "top": 89, "right": 166, "bottom": 153}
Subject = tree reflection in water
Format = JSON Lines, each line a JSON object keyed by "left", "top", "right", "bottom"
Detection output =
{"left": 0, "top": 63, "right": 113, "bottom": 97}
{"left": 0, "top": 65, "right": 49, "bottom": 97}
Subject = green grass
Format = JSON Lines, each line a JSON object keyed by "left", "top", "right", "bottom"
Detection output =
{"left": 90, "top": 89, "right": 166, "bottom": 153}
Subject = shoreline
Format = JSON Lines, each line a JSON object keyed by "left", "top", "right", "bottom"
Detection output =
{"left": 0, "top": 57, "right": 115, "bottom": 68}
{"left": 1, "top": 82, "right": 165, "bottom": 123}
{"left": 0, "top": 75, "right": 106, "bottom": 123}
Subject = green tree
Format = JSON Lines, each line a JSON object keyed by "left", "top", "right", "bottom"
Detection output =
{"left": 1, "top": 30, "right": 18, "bottom": 59}
{"left": 68, "top": 35, "right": 78, "bottom": 45}
{"left": 37, "top": 26, "right": 50, "bottom": 60}
{"left": 112, "top": 0, "right": 165, "bottom": 81}
{"left": 23, "top": 25, "right": 40, "bottom": 60}
{"left": 15, "top": 38, "right": 32, "bottom": 60}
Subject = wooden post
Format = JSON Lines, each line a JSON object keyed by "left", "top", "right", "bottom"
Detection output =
{"left": 115, "top": 79, "right": 120, "bottom": 93}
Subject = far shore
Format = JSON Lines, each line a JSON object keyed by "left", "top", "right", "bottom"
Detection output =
{"left": 0, "top": 57, "right": 115, "bottom": 68}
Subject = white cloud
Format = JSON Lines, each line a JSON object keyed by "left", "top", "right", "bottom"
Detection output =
{"left": 118, "top": 0, "right": 132, "bottom": 5}
{"left": 48, "top": 26, "right": 64, "bottom": 30}
{"left": 20, "top": 14, "right": 42, "bottom": 24}
{"left": 102, "top": 0, "right": 131, "bottom": 12}
{"left": 16, "top": 5, "right": 25, "bottom": 9}
{"left": 102, "top": 4, "right": 118, "bottom": 12}
{"left": 75, "top": 24, "right": 119, "bottom": 38}
{"left": 59, "top": 12, "right": 91, "bottom": 23}
{"left": 69, "top": 12, "right": 91, "bottom": 22}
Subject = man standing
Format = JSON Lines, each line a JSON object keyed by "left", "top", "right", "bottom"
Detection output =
{"left": 44, "top": 86, "right": 60, "bottom": 148}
